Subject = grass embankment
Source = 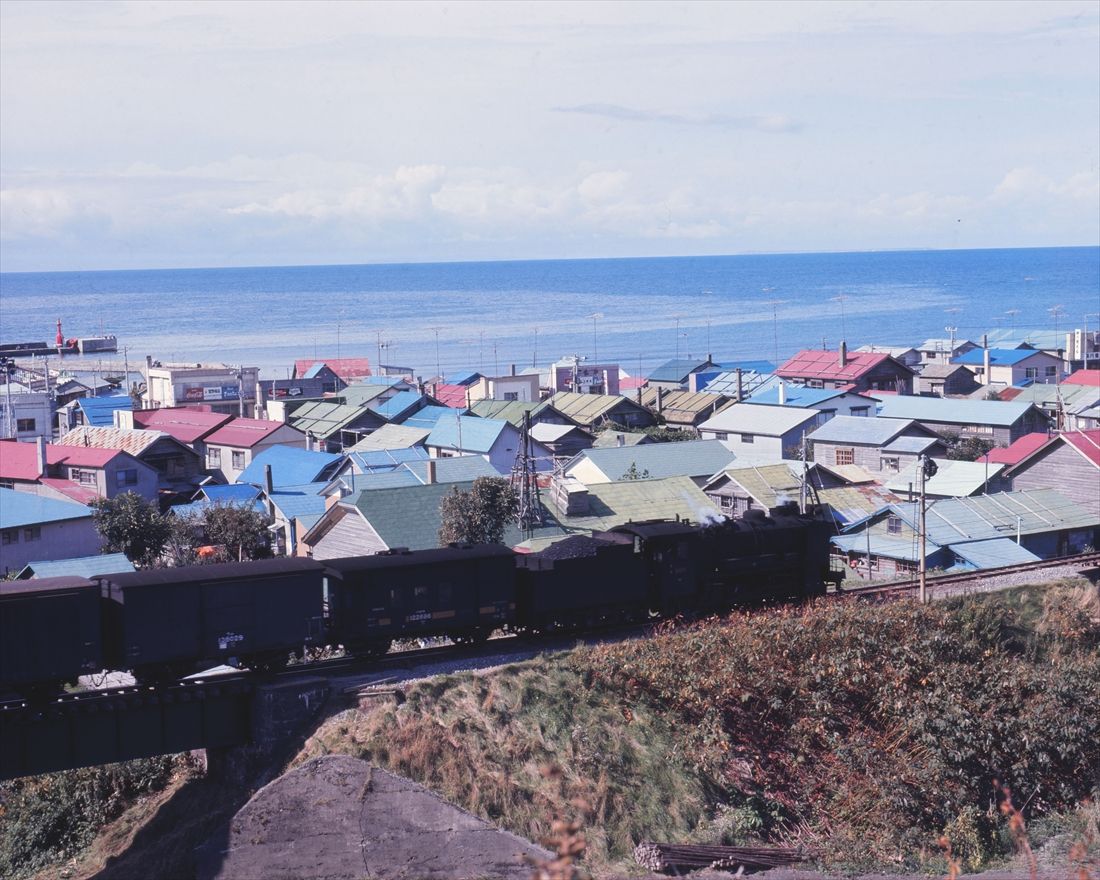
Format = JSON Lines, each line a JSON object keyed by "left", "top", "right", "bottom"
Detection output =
{"left": 298, "top": 581, "right": 1100, "bottom": 874}
{"left": 3, "top": 581, "right": 1098, "bottom": 878}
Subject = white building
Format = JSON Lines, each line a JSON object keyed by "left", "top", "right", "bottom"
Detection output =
{"left": 0, "top": 389, "right": 53, "bottom": 442}
{"left": 698, "top": 403, "right": 821, "bottom": 459}
{"left": 144, "top": 360, "right": 259, "bottom": 417}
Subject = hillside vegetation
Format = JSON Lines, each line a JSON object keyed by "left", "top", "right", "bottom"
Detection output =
{"left": 299, "top": 582, "right": 1100, "bottom": 874}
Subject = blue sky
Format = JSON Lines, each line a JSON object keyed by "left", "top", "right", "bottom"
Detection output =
{"left": 1, "top": 0, "right": 1098, "bottom": 272}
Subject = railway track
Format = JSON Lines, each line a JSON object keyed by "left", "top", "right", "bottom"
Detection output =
{"left": 834, "top": 550, "right": 1100, "bottom": 601}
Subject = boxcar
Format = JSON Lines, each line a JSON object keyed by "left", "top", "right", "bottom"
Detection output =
{"left": 326, "top": 545, "right": 518, "bottom": 652}
{"left": 99, "top": 558, "right": 326, "bottom": 680}
{"left": 516, "top": 534, "right": 648, "bottom": 629}
{"left": 0, "top": 577, "right": 103, "bottom": 694}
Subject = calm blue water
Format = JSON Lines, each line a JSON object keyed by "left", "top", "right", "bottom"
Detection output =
{"left": 1, "top": 247, "right": 1096, "bottom": 378}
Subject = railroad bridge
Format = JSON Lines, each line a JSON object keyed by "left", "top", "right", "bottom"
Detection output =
{"left": 0, "top": 675, "right": 329, "bottom": 780}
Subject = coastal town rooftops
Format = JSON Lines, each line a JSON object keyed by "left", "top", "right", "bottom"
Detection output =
{"left": 75, "top": 395, "right": 133, "bottom": 427}
{"left": 426, "top": 416, "right": 509, "bottom": 454}
{"left": 874, "top": 395, "right": 1041, "bottom": 427}
{"left": 292, "top": 358, "right": 372, "bottom": 381}
{"left": 777, "top": 349, "right": 914, "bottom": 381}
{"left": 131, "top": 407, "right": 233, "bottom": 443}
{"left": 808, "top": 415, "right": 931, "bottom": 446}
{"left": 980, "top": 433, "right": 1051, "bottom": 466}
{"left": 59, "top": 425, "right": 183, "bottom": 457}
{"left": 0, "top": 487, "right": 93, "bottom": 529}
{"left": 204, "top": 418, "right": 299, "bottom": 448}
{"left": 237, "top": 446, "right": 343, "bottom": 487}
{"left": 953, "top": 348, "right": 1052, "bottom": 367}
{"left": 698, "top": 403, "right": 819, "bottom": 437}
{"left": 348, "top": 424, "right": 432, "bottom": 451}
{"left": 564, "top": 439, "right": 736, "bottom": 483}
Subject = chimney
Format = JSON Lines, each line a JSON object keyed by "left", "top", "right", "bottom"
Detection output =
{"left": 510, "top": 363, "right": 516, "bottom": 376}
{"left": 264, "top": 464, "right": 275, "bottom": 516}
{"left": 735, "top": 367, "right": 743, "bottom": 403}
{"left": 778, "top": 382, "right": 786, "bottom": 405}
{"left": 981, "top": 333, "right": 988, "bottom": 350}
{"left": 983, "top": 347, "right": 991, "bottom": 385}
{"left": 838, "top": 341, "right": 848, "bottom": 368}
{"left": 655, "top": 386, "right": 664, "bottom": 414}
{"left": 35, "top": 435, "right": 46, "bottom": 476}
{"left": 425, "top": 459, "right": 437, "bottom": 484}
{"left": 616, "top": 433, "right": 625, "bottom": 447}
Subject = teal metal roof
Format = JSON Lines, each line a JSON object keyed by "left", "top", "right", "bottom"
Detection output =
{"left": 876, "top": 396, "right": 1041, "bottom": 427}
{"left": 18, "top": 552, "right": 134, "bottom": 579}
{"left": 566, "top": 439, "right": 736, "bottom": 482}
{"left": 0, "top": 487, "right": 92, "bottom": 528}
{"left": 886, "top": 459, "right": 1005, "bottom": 497}
{"left": 950, "top": 538, "right": 1040, "bottom": 569}
{"left": 237, "top": 446, "right": 342, "bottom": 487}
{"left": 426, "top": 416, "right": 508, "bottom": 454}
{"left": 809, "top": 415, "right": 922, "bottom": 446}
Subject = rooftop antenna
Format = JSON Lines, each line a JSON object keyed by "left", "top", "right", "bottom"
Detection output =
{"left": 830, "top": 294, "right": 848, "bottom": 341}
{"left": 588, "top": 312, "right": 603, "bottom": 363}
{"left": 762, "top": 290, "right": 785, "bottom": 366}
{"left": 945, "top": 325, "right": 958, "bottom": 354}
{"left": 511, "top": 410, "right": 544, "bottom": 538}
{"left": 532, "top": 326, "right": 539, "bottom": 369}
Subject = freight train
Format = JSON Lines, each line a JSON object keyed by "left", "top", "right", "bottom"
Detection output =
{"left": 0, "top": 507, "right": 832, "bottom": 699}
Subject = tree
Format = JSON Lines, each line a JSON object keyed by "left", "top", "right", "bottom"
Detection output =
{"left": 438, "top": 476, "right": 518, "bottom": 546}
{"left": 90, "top": 492, "right": 172, "bottom": 567}
{"left": 941, "top": 432, "right": 997, "bottom": 462}
{"left": 203, "top": 504, "right": 273, "bottom": 562}
{"left": 622, "top": 462, "right": 650, "bottom": 480}
{"left": 163, "top": 512, "right": 202, "bottom": 567}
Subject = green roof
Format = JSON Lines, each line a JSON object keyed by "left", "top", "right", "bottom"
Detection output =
{"left": 288, "top": 401, "right": 382, "bottom": 439}
{"left": 467, "top": 399, "right": 560, "bottom": 427}
{"left": 547, "top": 391, "right": 649, "bottom": 426}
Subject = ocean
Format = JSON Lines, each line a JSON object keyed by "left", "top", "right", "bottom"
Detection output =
{"left": 0, "top": 247, "right": 1096, "bottom": 379}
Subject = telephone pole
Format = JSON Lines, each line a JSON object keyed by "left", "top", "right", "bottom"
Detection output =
{"left": 918, "top": 454, "right": 938, "bottom": 604}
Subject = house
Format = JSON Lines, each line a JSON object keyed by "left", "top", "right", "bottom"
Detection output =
{"left": 58, "top": 425, "right": 204, "bottom": 495}
{"left": 549, "top": 361, "right": 621, "bottom": 396}
{"left": 302, "top": 480, "right": 521, "bottom": 558}
{"left": 292, "top": 357, "right": 373, "bottom": 384}
{"left": 916, "top": 338, "right": 981, "bottom": 364}
{"left": 547, "top": 392, "right": 655, "bottom": 432}
{"left": 236, "top": 445, "right": 344, "bottom": 488}
{"left": 745, "top": 383, "right": 877, "bottom": 420}
{"left": 1001, "top": 430, "right": 1100, "bottom": 516}
{"left": 563, "top": 439, "right": 737, "bottom": 487}
{"left": 15, "top": 552, "right": 134, "bottom": 579}
{"left": 322, "top": 455, "right": 499, "bottom": 499}
{"left": 0, "top": 438, "right": 160, "bottom": 503}
{"left": 261, "top": 483, "right": 331, "bottom": 557}
{"left": 0, "top": 488, "right": 103, "bottom": 575}
{"left": 980, "top": 433, "right": 1050, "bottom": 467}
{"left": 286, "top": 401, "right": 387, "bottom": 452}
{"left": 808, "top": 416, "right": 946, "bottom": 473}
{"left": 338, "top": 447, "right": 431, "bottom": 477}
{"left": 0, "top": 390, "right": 52, "bottom": 442}
{"left": 698, "top": 403, "right": 820, "bottom": 459}
{"left": 854, "top": 345, "right": 921, "bottom": 367}
{"left": 530, "top": 423, "right": 595, "bottom": 460}
{"left": 646, "top": 357, "right": 723, "bottom": 391}
{"left": 687, "top": 362, "right": 776, "bottom": 394}
{"left": 424, "top": 416, "right": 554, "bottom": 474}
{"left": 366, "top": 391, "right": 441, "bottom": 424}
{"left": 63, "top": 394, "right": 134, "bottom": 430}
{"left": 592, "top": 429, "right": 653, "bottom": 448}
{"left": 994, "top": 374, "right": 1099, "bottom": 431}
{"left": 914, "top": 364, "right": 980, "bottom": 397}
{"left": 467, "top": 372, "right": 542, "bottom": 403}
{"left": 202, "top": 418, "right": 307, "bottom": 483}
{"left": 639, "top": 388, "right": 734, "bottom": 433}
{"left": 874, "top": 396, "right": 1049, "bottom": 444}
{"left": 348, "top": 423, "right": 433, "bottom": 452}
{"left": 985, "top": 327, "right": 1100, "bottom": 372}
{"left": 144, "top": 362, "right": 258, "bottom": 416}
{"left": 401, "top": 406, "right": 468, "bottom": 431}
{"left": 884, "top": 458, "right": 1008, "bottom": 498}
{"left": 953, "top": 348, "right": 1064, "bottom": 387}
{"left": 258, "top": 377, "right": 343, "bottom": 416}
{"left": 832, "top": 489, "right": 1099, "bottom": 581}
{"left": 120, "top": 406, "right": 233, "bottom": 453}
{"left": 776, "top": 344, "right": 915, "bottom": 395}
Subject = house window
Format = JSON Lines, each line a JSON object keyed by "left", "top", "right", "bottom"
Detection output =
{"left": 886, "top": 516, "right": 902, "bottom": 535}
{"left": 208, "top": 448, "right": 222, "bottom": 467}
{"left": 817, "top": 409, "right": 836, "bottom": 423}
{"left": 718, "top": 495, "right": 733, "bottom": 511}
{"left": 834, "top": 448, "right": 855, "bottom": 466}
{"left": 740, "top": 433, "right": 754, "bottom": 444}
{"left": 714, "top": 432, "right": 728, "bottom": 441}
{"left": 232, "top": 450, "right": 247, "bottom": 469}
{"left": 851, "top": 407, "right": 870, "bottom": 417}
{"left": 71, "top": 468, "right": 97, "bottom": 486}
{"left": 807, "top": 379, "right": 824, "bottom": 389}
{"left": 1045, "top": 366, "right": 1057, "bottom": 377}
{"left": 1025, "top": 367, "right": 1038, "bottom": 379}
{"left": 0, "top": 479, "right": 13, "bottom": 490}
{"left": 23, "top": 526, "right": 41, "bottom": 541}
{"left": 116, "top": 469, "right": 138, "bottom": 488}
{"left": 896, "top": 559, "right": 918, "bottom": 573}
{"left": 16, "top": 418, "right": 35, "bottom": 432}
{"left": 503, "top": 392, "right": 519, "bottom": 401}
{"left": 1, "top": 529, "right": 17, "bottom": 545}
{"left": 880, "top": 456, "right": 900, "bottom": 473}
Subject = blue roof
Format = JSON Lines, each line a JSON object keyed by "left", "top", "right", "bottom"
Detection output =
{"left": 950, "top": 538, "right": 1041, "bottom": 569}
{"left": 954, "top": 348, "right": 1047, "bottom": 367}
{"left": 368, "top": 390, "right": 426, "bottom": 420}
{"left": 302, "top": 363, "right": 328, "bottom": 379}
{"left": 402, "top": 405, "right": 466, "bottom": 430}
{"left": 268, "top": 482, "right": 329, "bottom": 520}
{"left": 201, "top": 484, "right": 262, "bottom": 503}
{"left": 357, "top": 375, "right": 406, "bottom": 386}
{"left": 648, "top": 359, "right": 718, "bottom": 383}
{"left": 236, "top": 446, "right": 342, "bottom": 487}
{"left": 426, "top": 416, "right": 508, "bottom": 454}
{"left": 347, "top": 446, "right": 430, "bottom": 473}
{"left": 0, "top": 488, "right": 92, "bottom": 528}
{"left": 76, "top": 395, "right": 133, "bottom": 427}
{"left": 875, "top": 396, "right": 1039, "bottom": 427}
{"left": 20, "top": 552, "right": 134, "bottom": 579}
{"left": 446, "top": 371, "right": 482, "bottom": 386}
{"left": 748, "top": 384, "right": 849, "bottom": 407}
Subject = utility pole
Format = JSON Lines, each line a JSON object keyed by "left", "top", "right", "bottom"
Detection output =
{"left": 1, "top": 358, "right": 14, "bottom": 438}
{"left": 532, "top": 327, "right": 538, "bottom": 369}
{"left": 918, "top": 454, "right": 938, "bottom": 604}
{"left": 511, "top": 410, "right": 544, "bottom": 538}
{"left": 798, "top": 431, "right": 808, "bottom": 515}
{"left": 237, "top": 365, "right": 246, "bottom": 418}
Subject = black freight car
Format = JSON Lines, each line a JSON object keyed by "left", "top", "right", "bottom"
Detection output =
{"left": 99, "top": 558, "right": 326, "bottom": 681}
{"left": 0, "top": 577, "right": 103, "bottom": 696}
{"left": 515, "top": 535, "right": 649, "bottom": 630}
{"left": 326, "top": 544, "right": 518, "bottom": 653}
{"left": 606, "top": 520, "right": 706, "bottom": 615}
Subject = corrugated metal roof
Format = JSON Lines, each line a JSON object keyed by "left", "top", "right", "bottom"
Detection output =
{"left": 592, "top": 430, "right": 651, "bottom": 448}
{"left": 205, "top": 418, "right": 299, "bottom": 448}
{"left": 530, "top": 423, "right": 585, "bottom": 444}
{"left": 236, "top": 446, "right": 342, "bottom": 487}
{"left": 809, "top": 415, "right": 921, "bottom": 446}
{"left": 950, "top": 538, "right": 1040, "bottom": 569}
{"left": 548, "top": 392, "right": 648, "bottom": 425}
{"left": 425, "top": 416, "right": 508, "bottom": 454}
{"left": 346, "top": 446, "right": 430, "bottom": 473}
{"left": 431, "top": 384, "right": 471, "bottom": 408}
{"left": 886, "top": 459, "right": 1005, "bottom": 497}
{"left": 267, "top": 482, "right": 329, "bottom": 520}
{"left": 367, "top": 390, "right": 427, "bottom": 421}
{"left": 402, "top": 406, "right": 466, "bottom": 430}
{"left": 694, "top": 370, "right": 779, "bottom": 397}
{"left": 1065, "top": 369, "right": 1100, "bottom": 387}
{"left": 1062, "top": 429, "right": 1100, "bottom": 466}
{"left": 746, "top": 385, "right": 855, "bottom": 407}
{"left": 0, "top": 487, "right": 93, "bottom": 528}
{"left": 831, "top": 534, "right": 922, "bottom": 561}
{"left": 954, "top": 348, "right": 1051, "bottom": 367}
{"left": 918, "top": 363, "right": 971, "bottom": 379}
{"left": 59, "top": 425, "right": 176, "bottom": 457}
{"left": 288, "top": 402, "right": 381, "bottom": 438}
{"left": 445, "top": 370, "right": 482, "bottom": 386}
{"left": 640, "top": 388, "right": 732, "bottom": 420}
{"left": 133, "top": 407, "right": 232, "bottom": 443}
{"left": 566, "top": 439, "right": 736, "bottom": 483}
{"left": 647, "top": 358, "right": 717, "bottom": 383}
{"left": 982, "top": 433, "right": 1050, "bottom": 465}
{"left": 348, "top": 424, "right": 432, "bottom": 451}
{"left": 75, "top": 395, "right": 133, "bottom": 427}
{"left": 881, "top": 435, "right": 941, "bottom": 454}
{"left": 336, "top": 384, "right": 395, "bottom": 407}
{"left": 875, "top": 396, "right": 1040, "bottom": 427}
{"left": 202, "top": 484, "right": 262, "bottom": 503}
{"left": 38, "top": 478, "right": 100, "bottom": 504}
{"left": 699, "top": 403, "right": 819, "bottom": 436}
{"left": 778, "top": 349, "right": 904, "bottom": 381}
{"left": 20, "top": 553, "right": 134, "bottom": 579}
{"left": 293, "top": 358, "right": 372, "bottom": 381}
{"left": 468, "top": 399, "right": 556, "bottom": 427}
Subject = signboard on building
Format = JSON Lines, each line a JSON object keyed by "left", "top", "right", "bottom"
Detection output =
{"left": 182, "top": 384, "right": 241, "bottom": 401}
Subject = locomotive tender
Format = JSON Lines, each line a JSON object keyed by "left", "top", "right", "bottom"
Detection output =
{"left": 0, "top": 507, "right": 831, "bottom": 698}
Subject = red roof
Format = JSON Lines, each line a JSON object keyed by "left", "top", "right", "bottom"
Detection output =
{"left": 133, "top": 407, "right": 233, "bottom": 443}
{"left": 432, "top": 384, "right": 471, "bottom": 408}
{"left": 996, "top": 386, "right": 1024, "bottom": 401}
{"left": 293, "top": 358, "right": 373, "bottom": 381}
{"left": 981, "top": 432, "right": 1049, "bottom": 465}
{"left": 1062, "top": 429, "right": 1100, "bottom": 467}
{"left": 620, "top": 376, "right": 647, "bottom": 391}
{"left": 1064, "top": 369, "right": 1100, "bottom": 387}
{"left": 777, "top": 349, "right": 903, "bottom": 382}
{"left": 0, "top": 439, "right": 43, "bottom": 480}
{"left": 48, "top": 445, "right": 126, "bottom": 467}
{"left": 204, "top": 418, "right": 298, "bottom": 449}
{"left": 39, "top": 478, "right": 100, "bottom": 504}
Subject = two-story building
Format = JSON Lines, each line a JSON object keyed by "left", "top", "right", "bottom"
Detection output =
{"left": 808, "top": 416, "right": 946, "bottom": 474}
{"left": 874, "top": 396, "right": 1049, "bottom": 445}
{"left": 144, "top": 361, "right": 258, "bottom": 417}
{"left": 203, "top": 418, "right": 307, "bottom": 483}
{"left": 953, "top": 348, "right": 1064, "bottom": 387}
{"left": 777, "top": 344, "right": 915, "bottom": 395}
{"left": 698, "top": 403, "right": 820, "bottom": 459}
{"left": 0, "top": 488, "right": 104, "bottom": 575}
